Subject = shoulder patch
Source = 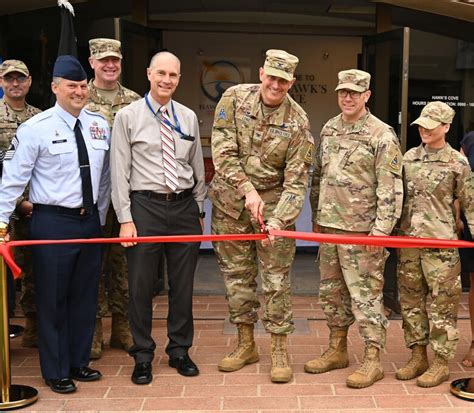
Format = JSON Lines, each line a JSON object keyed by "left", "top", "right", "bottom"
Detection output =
{"left": 218, "top": 107, "right": 227, "bottom": 121}
{"left": 303, "top": 144, "right": 314, "bottom": 165}
{"left": 1, "top": 135, "right": 19, "bottom": 162}
{"left": 389, "top": 152, "right": 400, "bottom": 171}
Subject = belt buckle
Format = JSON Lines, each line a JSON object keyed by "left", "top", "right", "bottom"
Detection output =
{"left": 165, "top": 193, "right": 174, "bottom": 201}
{"left": 79, "top": 208, "right": 87, "bottom": 216}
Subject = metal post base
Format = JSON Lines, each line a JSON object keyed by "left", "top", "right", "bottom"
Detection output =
{"left": 8, "top": 325, "right": 24, "bottom": 339}
{"left": 450, "top": 378, "right": 474, "bottom": 401}
{"left": 0, "top": 385, "right": 38, "bottom": 410}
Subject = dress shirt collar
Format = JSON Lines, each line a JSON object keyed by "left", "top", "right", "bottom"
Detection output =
{"left": 147, "top": 93, "right": 174, "bottom": 120}
{"left": 54, "top": 102, "right": 88, "bottom": 130}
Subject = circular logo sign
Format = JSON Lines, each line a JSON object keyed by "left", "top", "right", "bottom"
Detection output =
{"left": 201, "top": 60, "right": 244, "bottom": 103}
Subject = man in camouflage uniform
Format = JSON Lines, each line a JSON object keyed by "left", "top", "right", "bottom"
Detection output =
{"left": 0, "top": 60, "right": 41, "bottom": 347}
{"left": 209, "top": 49, "right": 314, "bottom": 383}
{"left": 86, "top": 38, "right": 140, "bottom": 359}
{"left": 305, "top": 69, "right": 403, "bottom": 388}
{"left": 396, "top": 101, "right": 474, "bottom": 387}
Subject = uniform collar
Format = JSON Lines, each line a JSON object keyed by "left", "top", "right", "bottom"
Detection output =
{"left": 54, "top": 102, "right": 87, "bottom": 130}
{"left": 413, "top": 143, "right": 452, "bottom": 162}
{"left": 88, "top": 79, "right": 129, "bottom": 105}
{"left": 248, "top": 90, "right": 288, "bottom": 126}
{"left": 333, "top": 109, "right": 371, "bottom": 133}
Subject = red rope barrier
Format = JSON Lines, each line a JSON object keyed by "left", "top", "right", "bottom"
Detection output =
{"left": 2, "top": 230, "right": 473, "bottom": 279}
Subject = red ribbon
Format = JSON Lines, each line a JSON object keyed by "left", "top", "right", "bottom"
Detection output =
{"left": 2, "top": 230, "right": 473, "bottom": 279}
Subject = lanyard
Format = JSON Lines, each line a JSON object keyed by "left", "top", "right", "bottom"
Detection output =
{"left": 144, "top": 93, "right": 186, "bottom": 137}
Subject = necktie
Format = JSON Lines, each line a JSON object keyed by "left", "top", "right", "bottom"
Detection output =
{"left": 160, "top": 107, "right": 179, "bottom": 192}
{"left": 74, "top": 120, "right": 94, "bottom": 214}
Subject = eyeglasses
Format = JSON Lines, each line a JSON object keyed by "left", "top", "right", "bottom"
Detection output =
{"left": 2, "top": 75, "right": 29, "bottom": 84}
{"left": 337, "top": 90, "right": 363, "bottom": 99}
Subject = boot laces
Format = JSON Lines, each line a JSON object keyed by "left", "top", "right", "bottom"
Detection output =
{"left": 227, "top": 330, "right": 252, "bottom": 358}
{"left": 272, "top": 344, "right": 288, "bottom": 368}
{"left": 320, "top": 346, "right": 337, "bottom": 360}
{"left": 425, "top": 357, "right": 446, "bottom": 375}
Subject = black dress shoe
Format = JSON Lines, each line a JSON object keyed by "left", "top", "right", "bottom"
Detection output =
{"left": 132, "top": 362, "right": 153, "bottom": 385}
{"left": 169, "top": 354, "right": 199, "bottom": 377}
{"left": 70, "top": 366, "right": 102, "bottom": 382}
{"left": 45, "top": 378, "right": 76, "bottom": 394}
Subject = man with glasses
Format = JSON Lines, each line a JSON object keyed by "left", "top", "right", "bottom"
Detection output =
{"left": 111, "top": 51, "right": 205, "bottom": 384}
{"left": 305, "top": 69, "right": 403, "bottom": 388}
{"left": 0, "top": 60, "right": 41, "bottom": 348}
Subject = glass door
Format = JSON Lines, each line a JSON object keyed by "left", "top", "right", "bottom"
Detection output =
{"left": 362, "top": 27, "right": 410, "bottom": 153}
{"left": 117, "top": 19, "right": 162, "bottom": 96}
{"left": 361, "top": 28, "right": 410, "bottom": 314}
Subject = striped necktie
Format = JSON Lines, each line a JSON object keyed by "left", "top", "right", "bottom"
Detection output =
{"left": 160, "top": 106, "right": 179, "bottom": 192}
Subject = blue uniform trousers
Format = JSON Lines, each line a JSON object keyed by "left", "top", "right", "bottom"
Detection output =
{"left": 30, "top": 207, "right": 102, "bottom": 380}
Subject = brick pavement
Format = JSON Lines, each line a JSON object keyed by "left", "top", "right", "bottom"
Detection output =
{"left": 6, "top": 294, "right": 474, "bottom": 412}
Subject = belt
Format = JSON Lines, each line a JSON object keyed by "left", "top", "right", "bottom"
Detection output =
{"left": 134, "top": 189, "right": 193, "bottom": 202}
{"left": 33, "top": 204, "right": 97, "bottom": 216}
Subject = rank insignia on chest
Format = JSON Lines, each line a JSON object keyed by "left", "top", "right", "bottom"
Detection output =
{"left": 218, "top": 108, "right": 227, "bottom": 120}
{"left": 90, "top": 122, "right": 107, "bottom": 140}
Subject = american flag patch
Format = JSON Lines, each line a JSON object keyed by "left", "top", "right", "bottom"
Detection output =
{"left": 2, "top": 135, "right": 19, "bottom": 161}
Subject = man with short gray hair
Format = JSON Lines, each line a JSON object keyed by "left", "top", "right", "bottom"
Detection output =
{"left": 306, "top": 69, "right": 403, "bottom": 389}
{"left": 111, "top": 51, "right": 205, "bottom": 384}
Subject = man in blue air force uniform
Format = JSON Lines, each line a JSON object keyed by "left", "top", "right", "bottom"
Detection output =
{"left": 0, "top": 55, "right": 110, "bottom": 394}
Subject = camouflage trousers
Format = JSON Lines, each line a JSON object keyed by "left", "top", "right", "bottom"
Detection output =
{"left": 319, "top": 227, "right": 389, "bottom": 349}
{"left": 397, "top": 248, "right": 461, "bottom": 360}
{"left": 97, "top": 207, "right": 129, "bottom": 317}
{"left": 14, "top": 217, "right": 35, "bottom": 315}
{"left": 211, "top": 203, "right": 295, "bottom": 335}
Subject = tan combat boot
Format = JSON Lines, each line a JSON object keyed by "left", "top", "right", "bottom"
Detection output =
{"left": 346, "top": 346, "right": 384, "bottom": 388}
{"left": 110, "top": 313, "right": 134, "bottom": 351}
{"left": 396, "top": 344, "right": 429, "bottom": 380}
{"left": 304, "top": 329, "right": 349, "bottom": 374}
{"left": 90, "top": 318, "right": 104, "bottom": 360}
{"left": 21, "top": 313, "right": 38, "bottom": 348}
{"left": 270, "top": 334, "right": 292, "bottom": 383}
{"left": 416, "top": 354, "right": 449, "bottom": 388}
{"left": 218, "top": 324, "right": 259, "bottom": 372}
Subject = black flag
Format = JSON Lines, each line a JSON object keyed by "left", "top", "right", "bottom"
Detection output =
{"left": 57, "top": 0, "right": 78, "bottom": 57}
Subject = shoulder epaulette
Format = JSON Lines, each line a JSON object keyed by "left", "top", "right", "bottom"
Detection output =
{"left": 24, "top": 110, "right": 52, "bottom": 126}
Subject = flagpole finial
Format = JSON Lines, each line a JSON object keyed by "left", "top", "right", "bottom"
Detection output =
{"left": 58, "top": 0, "right": 75, "bottom": 16}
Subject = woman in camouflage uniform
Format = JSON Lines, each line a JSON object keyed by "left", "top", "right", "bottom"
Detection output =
{"left": 396, "top": 101, "right": 474, "bottom": 388}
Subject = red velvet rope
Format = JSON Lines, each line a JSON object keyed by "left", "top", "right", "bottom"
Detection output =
{"left": 2, "top": 230, "right": 473, "bottom": 279}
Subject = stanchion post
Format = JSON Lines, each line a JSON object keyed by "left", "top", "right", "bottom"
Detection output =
{"left": 0, "top": 226, "right": 38, "bottom": 410}
{"left": 0, "top": 252, "right": 10, "bottom": 406}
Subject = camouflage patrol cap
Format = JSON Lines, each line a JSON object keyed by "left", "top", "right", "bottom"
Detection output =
{"left": 263, "top": 49, "right": 299, "bottom": 81}
{"left": 335, "top": 69, "right": 370, "bottom": 92}
{"left": 0, "top": 59, "right": 29, "bottom": 77}
{"left": 411, "top": 101, "right": 455, "bottom": 129}
{"left": 89, "top": 38, "right": 122, "bottom": 60}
